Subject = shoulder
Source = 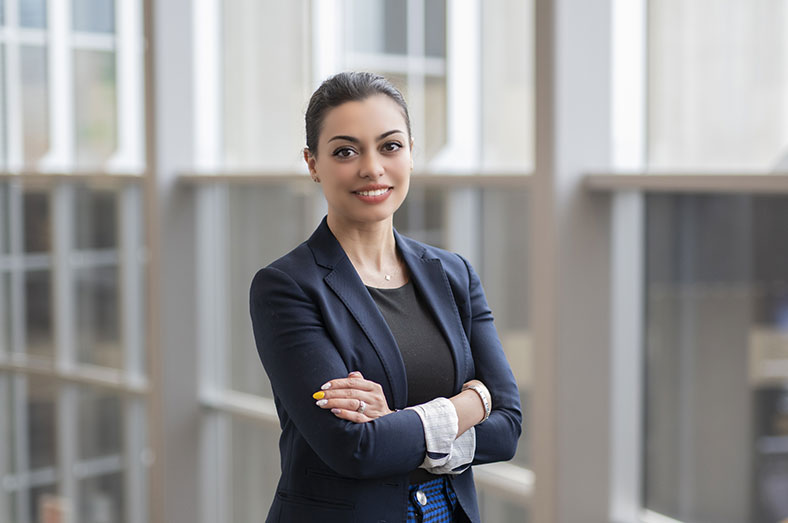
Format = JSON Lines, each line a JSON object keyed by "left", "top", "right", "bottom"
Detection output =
{"left": 396, "top": 233, "right": 473, "bottom": 285}
{"left": 250, "top": 241, "right": 317, "bottom": 295}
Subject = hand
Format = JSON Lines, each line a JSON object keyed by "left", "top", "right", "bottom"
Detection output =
{"left": 313, "top": 371, "right": 393, "bottom": 423}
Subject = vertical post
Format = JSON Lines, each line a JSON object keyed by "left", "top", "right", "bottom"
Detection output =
{"left": 12, "top": 375, "right": 30, "bottom": 523}
{"left": 532, "top": 0, "right": 614, "bottom": 522}
{"left": 430, "top": 0, "right": 481, "bottom": 170}
{"left": 52, "top": 182, "right": 77, "bottom": 522}
{"left": 39, "top": 0, "right": 74, "bottom": 170}
{"left": 0, "top": 372, "right": 10, "bottom": 521}
{"left": 107, "top": 0, "right": 145, "bottom": 173}
{"left": 121, "top": 182, "right": 147, "bottom": 523}
{"left": 609, "top": 0, "right": 647, "bottom": 520}
{"left": 4, "top": 0, "right": 22, "bottom": 170}
{"left": 150, "top": 0, "right": 201, "bottom": 520}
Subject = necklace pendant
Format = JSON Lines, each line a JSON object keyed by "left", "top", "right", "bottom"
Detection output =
{"left": 384, "top": 274, "right": 391, "bottom": 281}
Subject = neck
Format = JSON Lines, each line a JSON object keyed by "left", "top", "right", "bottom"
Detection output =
{"left": 326, "top": 212, "right": 397, "bottom": 271}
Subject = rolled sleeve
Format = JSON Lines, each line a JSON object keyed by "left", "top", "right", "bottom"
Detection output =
{"left": 407, "top": 397, "right": 476, "bottom": 474}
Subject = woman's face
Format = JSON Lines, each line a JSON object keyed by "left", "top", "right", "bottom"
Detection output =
{"left": 306, "top": 94, "right": 412, "bottom": 227}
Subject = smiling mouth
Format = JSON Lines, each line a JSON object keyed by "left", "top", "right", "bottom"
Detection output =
{"left": 353, "top": 187, "right": 392, "bottom": 197}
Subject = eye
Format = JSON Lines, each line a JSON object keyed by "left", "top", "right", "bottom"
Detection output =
{"left": 332, "top": 147, "right": 357, "bottom": 159}
{"left": 381, "top": 141, "right": 403, "bottom": 153}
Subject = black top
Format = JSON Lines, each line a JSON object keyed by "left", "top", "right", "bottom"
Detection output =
{"left": 366, "top": 281, "right": 456, "bottom": 484}
{"left": 366, "top": 281, "right": 456, "bottom": 405}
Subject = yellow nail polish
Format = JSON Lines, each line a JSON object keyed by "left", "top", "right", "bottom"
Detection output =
{"left": 312, "top": 391, "right": 325, "bottom": 400}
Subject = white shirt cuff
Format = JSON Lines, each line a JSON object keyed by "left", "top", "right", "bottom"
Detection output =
{"left": 407, "top": 397, "right": 476, "bottom": 474}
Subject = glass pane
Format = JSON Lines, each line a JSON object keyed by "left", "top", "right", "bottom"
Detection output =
{"left": 74, "top": 50, "right": 117, "bottom": 167}
{"left": 424, "top": 0, "right": 446, "bottom": 57}
{"left": 76, "top": 266, "right": 121, "bottom": 368}
{"left": 78, "top": 386, "right": 123, "bottom": 459}
{"left": 21, "top": 45, "right": 49, "bottom": 165}
{"left": 20, "top": 0, "right": 47, "bottom": 28}
{"left": 73, "top": 0, "right": 115, "bottom": 33}
{"left": 424, "top": 76, "right": 447, "bottom": 162}
{"left": 227, "top": 185, "right": 311, "bottom": 397}
{"left": 74, "top": 186, "right": 118, "bottom": 250}
{"left": 229, "top": 418, "right": 280, "bottom": 522}
{"left": 25, "top": 270, "right": 53, "bottom": 358}
{"left": 349, "top": 0, "right": 407, "bottom": 55}
{"left": 221, "top": 0, "right": 309, "bottom": 169}
{"left": 23, "top": 188, "right": 50, "bottom": 253}
{"left": 481, "top": 0, "right": 534, "bottom": 171}
{"left": 0, "top": 0, "right": 4, "bottom": 25}
{"left": 79, "top": 472, "right": 124, "bottom": 523}
{"left": 649, "top": 1, "right": 788, "bottom": 170}
{"left": 645, "top": 195, "right": 788, "bottom": 522}
{"left": 27, "top": 376, "right": 57, "bottom": 470}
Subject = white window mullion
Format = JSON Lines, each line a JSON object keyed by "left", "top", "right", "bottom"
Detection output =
{"left": 9, "top": 181, "right": 24, "bottom": 356}
{"left": 193, "top": 0, "right": 222, "bottom": 170}
{"left": 38, "top": 0, "right": 74, "bottom": 171}
{"left": 12, "top": 374, "right": 30, "bottom": 523}
{"left": 120, "top": 183, "right": 144, "bottom": 382}
{"left": 52, "top": 182, "right": 78, "bottom": 518}
{"left": 197, "top": 183, "right": 230, "bottom": 523}
{"left": 107, "top": 0, "right": 145, "bottom": 174}
{"left": 52, "top": 183, "right": 75, "bottom": 370}
{"left": 311, "top": 0, "right": 342, "bottom": 85}
{"left": 609, "top": 1, "right": 647, "bottom": 521}
{"left": 406, "top": 0, "right": 426, "bottom": 170}
{"left": 56, "top": 383, "right": 79, "bottom": 521}
{"left": 0, "top": 373, "right": 10, "bottom": 522}
{"left": 4, "top": 0, "right": 22, "bottom": 171}
{"left": 428, "top": 0, "right": 481, "bottom": 171}
{"left": 124, "top": 397, "right": 148, "bottom": 523}
{"left": 201, "top": 410, "right": 230, "bottom": 523}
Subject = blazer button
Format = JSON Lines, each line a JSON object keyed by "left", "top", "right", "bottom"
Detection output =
{"left": 416, "top": 489, "right": 428, "bottom": 506}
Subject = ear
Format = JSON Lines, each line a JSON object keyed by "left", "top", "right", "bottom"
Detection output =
{"left": 304, "top": 148, "right": 319, "bottom": 181}
{"left": 409, "top": 138, "right": 415, "bottom": 170}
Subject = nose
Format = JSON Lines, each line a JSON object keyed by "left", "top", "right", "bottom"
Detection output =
{"left": 358, "top": 151, "right": 384, "bottom": 179}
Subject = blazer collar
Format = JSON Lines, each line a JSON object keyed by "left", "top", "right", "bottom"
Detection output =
{"left": 307, "top": 217, "right": 467, "bottom": 407}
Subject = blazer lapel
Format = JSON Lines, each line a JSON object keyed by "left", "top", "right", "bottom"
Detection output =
{"left": 394, "top": 229, "right": 469, "bottom": 393}
{"left": 308, "top": 219, "right": 409, "bottom": 409}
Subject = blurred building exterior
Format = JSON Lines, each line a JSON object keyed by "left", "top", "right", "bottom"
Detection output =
{"left": 0, "top": 1, "right": 786, "bottom": 523}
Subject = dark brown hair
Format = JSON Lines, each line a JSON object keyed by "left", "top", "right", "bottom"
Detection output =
{"left": 305, "top": 72, "right": 411, "bottom": 156}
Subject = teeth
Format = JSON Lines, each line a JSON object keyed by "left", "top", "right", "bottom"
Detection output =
{"left": 356, "top": 188, "right": 389, "bottom": 196}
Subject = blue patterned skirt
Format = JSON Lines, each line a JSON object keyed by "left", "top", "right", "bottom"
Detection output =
{"left": 406, "top": 476, "right": 458, "bottom": 522}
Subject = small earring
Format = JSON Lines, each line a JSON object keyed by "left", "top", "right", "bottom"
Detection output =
{"left": 312, "top": 176, "right": 320, "bottom": 183}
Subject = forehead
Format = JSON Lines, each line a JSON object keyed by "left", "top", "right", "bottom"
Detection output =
{"left": 319, "top": 94, "right": 408, "bottom": 142}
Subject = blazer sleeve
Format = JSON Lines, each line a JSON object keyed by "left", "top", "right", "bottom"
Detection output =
{"left": 250, "top": 265, "right": 428, "bottom": 479}
{"left": 458, "top": 255, "right": 523, "bottom": 465}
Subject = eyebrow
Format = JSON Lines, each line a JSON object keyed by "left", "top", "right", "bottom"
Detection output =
{"left": 327, "top": 130, "right": 405, "bottom": 144}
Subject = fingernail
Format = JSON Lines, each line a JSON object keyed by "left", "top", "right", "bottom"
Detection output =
{"left": 331, "top": 408, "right": 341, "bottom": 414}
{"left": 321, "top": 382, "right": 332, "bottom": 390}
{"left": 316, "top": 399, "right": 327, "bottom": 407}
{"left": 312, "top": 391, "right": 325, "bottom": 400}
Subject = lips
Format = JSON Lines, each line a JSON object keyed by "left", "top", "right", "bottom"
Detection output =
{"left": 351, "top": 185, "right": 393, "bottom": 203}
{"left": 352, "top": 184, "right": 392, "bottom": 196}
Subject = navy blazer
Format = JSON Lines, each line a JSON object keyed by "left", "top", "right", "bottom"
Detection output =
{"left": 250, "top": 217, "right": 522, "bottom": 523}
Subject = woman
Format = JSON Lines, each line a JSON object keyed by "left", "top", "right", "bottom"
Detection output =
{"left": 250, "top": 72, "right": 521, "bottom": 523}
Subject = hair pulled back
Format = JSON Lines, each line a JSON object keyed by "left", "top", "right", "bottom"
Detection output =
{"left": 305, "top": 72, "right": 411, "bottom": 156}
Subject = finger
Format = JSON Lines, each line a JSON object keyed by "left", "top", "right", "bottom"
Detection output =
{"left": 330, "top": 408, "right": 371, "bottom": 424}
{"left": 316, "top": 398, "right": 369, "bottom": 412}
{"left": 348, "top": 371, "right": 363, "bottom": 378}
{"left": 320, "top": 377, "right": 377, "bottom": 392}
